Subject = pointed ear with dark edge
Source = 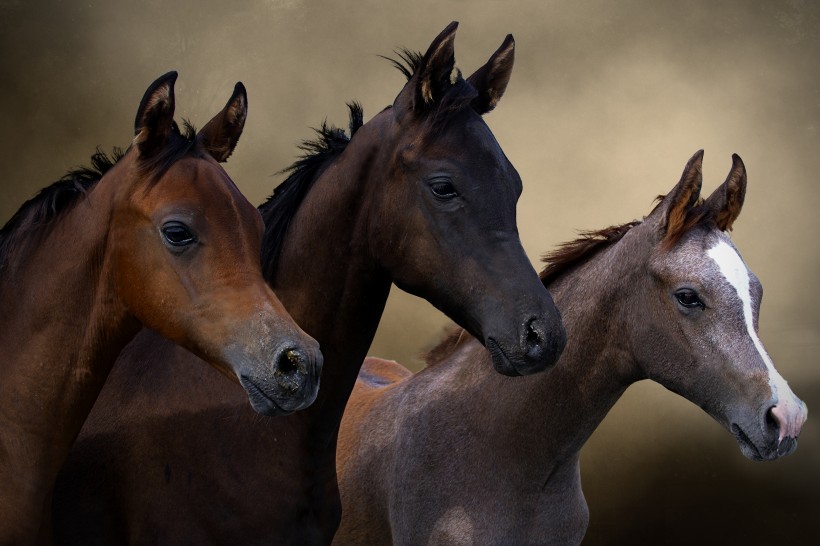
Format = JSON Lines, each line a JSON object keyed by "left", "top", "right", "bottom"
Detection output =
{"left": 393, "top": 21, "right": 459, "bottom": 118}
{"left": 197, "top": 82, "right": 248, "bottom": 163}
{"left": 134, "top": 71, "right": 178, "bottom": 158}
{"left": 656, "top": 150, "right": 704, "bottom": 239}
{"left": 466, "top": 34, "right": 515, "bottom": 115}
{"left": 704, "top": 154, "right": 747, "bottom": 231}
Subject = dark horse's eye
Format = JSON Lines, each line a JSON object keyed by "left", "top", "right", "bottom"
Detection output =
{"left": 675, "top": 289, "right": 705, "bottom": 310}
{"left": 430, "top": 180, "right": 458, "bottom": 199}
{"left": 161, "top": 222, "right": 197, "bottom": 247}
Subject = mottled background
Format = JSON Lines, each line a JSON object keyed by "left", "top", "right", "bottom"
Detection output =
{"left": 1, "top": 0, "right": 817, "bottom": 543}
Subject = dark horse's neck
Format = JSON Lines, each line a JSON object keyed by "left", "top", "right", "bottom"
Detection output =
{"left": 269, "top": 111, "right": 393, "bottom": 446}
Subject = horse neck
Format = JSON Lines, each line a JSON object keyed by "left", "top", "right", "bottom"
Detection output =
{"left": 270, "top": 117, "right": 394, "bottom": 427}
{"left": 0, "top": 176, "right": 140, "bottom": 475}
{"left": 447, "top": 227, "right": 648, "bottom": 468}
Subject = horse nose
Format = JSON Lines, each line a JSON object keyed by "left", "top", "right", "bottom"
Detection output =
{"left": 273, "top": 346, "right": 320, "bottom": 392}
{"left": 765, "top": 401, "right": 807, "bottom": 456}
{"left": 521, "top": 315, "right": 566, "bottom": 370}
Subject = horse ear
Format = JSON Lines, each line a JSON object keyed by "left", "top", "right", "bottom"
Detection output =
{"left": 134, "top": 71, "right": 178, "bottom": 158}
{"left": 654, "top": 150, "right": 704, "bottom": 239}
{"left": 466, "top": 34, "right": 515, "bottom": 115}
{"left": 704, "top": 154, "right": 747, "bottom": 231}
{"left": 393, "top": 21, "right": 459, "bottom": 117}
{"left": 197, "top": 82, "right": 248, "bottom": 163}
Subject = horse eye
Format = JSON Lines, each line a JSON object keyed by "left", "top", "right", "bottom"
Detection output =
{"left": 430, "top": 181, "right": 458, "bottom": 199}
{"left": 675, "top": 289, "right": 705, "bottom": 310}
{"left": 161, "top": 222, "right": 196, "bottom": 247}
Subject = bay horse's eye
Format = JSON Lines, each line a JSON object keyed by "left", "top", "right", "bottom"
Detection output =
{"left": 430, "top": 181, "right": 458, "bottom": 199}
{"left": 161, "top": 222, "right": 197, "bottom": 247}
{"left": 675, "top": 289, "right": 705, "bottom": 310}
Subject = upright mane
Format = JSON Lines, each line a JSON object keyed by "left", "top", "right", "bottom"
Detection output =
{"left": 385, "top": 48, "right": 478, "bottom": 128}
{"left": 0, "top": 122, "right": 201, "bottom": 273}
{"left": 258, "top": 102, "right": 363, "bottom": 281}
{"left": 424, "top": 221, "right": 641, "bottom": 368}
{"left": 0, "top": 148, "right": 121, "bottom": 272}
{"left": 539, "top": 221, "right": 641, "bottom": 287}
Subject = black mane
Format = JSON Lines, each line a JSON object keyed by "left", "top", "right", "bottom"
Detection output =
{"left": 258, "top": 102, "right": 363, "bottom": 281}
{"left": 0, "top": 148, "right": 122, "bottom": 271}
{"left": 0, "top": 121, "right": 199, "bottom": 272}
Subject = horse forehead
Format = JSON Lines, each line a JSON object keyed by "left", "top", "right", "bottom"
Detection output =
{"left": 671, "top": 232, "right": 735, "bottom": 276}
{"left": 705, "top": 237, "right": 757, "bottom": 300}
{"left": 150, "top": 156, "right": 241, "bottom": 204}
{"left": 412, "top": 117, "right": 517, "bottom": 185}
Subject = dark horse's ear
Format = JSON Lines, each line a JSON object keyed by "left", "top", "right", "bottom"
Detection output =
{"left": 652, "top": 150, "right": 704, "bottom": 242}
{"left": 197, "top": 82, "right": 248, "bottom": 163}
{"left": 466, "top": 34, "right": 515, "bottom": 115}
{"left": 393, "top": 21, "right": 459, "bottom": 119}
{"left": 704, "top": 154, "right": 747, "bottom": 232}
{"left": 134, "top": 71, "right": 178, "bottom": 159}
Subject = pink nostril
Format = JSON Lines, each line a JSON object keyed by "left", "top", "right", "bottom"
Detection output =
{"left": 766, "top": 406, "right": 785, "bottom": 443}
{"left": 768, "top": 402, "right": 807, "bottom": 444}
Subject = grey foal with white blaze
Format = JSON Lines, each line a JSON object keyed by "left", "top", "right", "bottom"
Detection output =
{"left": 335, "top": 150, "right": 807, "bottom": 545}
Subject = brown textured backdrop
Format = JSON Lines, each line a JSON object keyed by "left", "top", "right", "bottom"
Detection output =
{"left": 1, "top": 1, "right": 817, "bottom": 543}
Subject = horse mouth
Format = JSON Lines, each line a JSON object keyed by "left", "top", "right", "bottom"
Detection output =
{"left": 486, "top": 338, "right": 521, "bottom": 377}
{"left": 239, "top": 375, "right": 293, "bottom": 417}
{"left": 731, "top": 424, "right": 775, "bottom": 462}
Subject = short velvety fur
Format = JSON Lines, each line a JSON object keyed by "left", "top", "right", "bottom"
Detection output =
{"left": 0, "top": 72, "right": 322, "bottom": 544}
{"left": 334, "top": 151, "right": 807, "bottom": 545}
{"left": 53, "top": 23, "right": 566, "bottom": 545}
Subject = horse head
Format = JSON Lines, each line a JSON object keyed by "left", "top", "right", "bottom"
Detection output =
{"left": 364, "top": 22, "right": 566, "bottom": 376}
{"left": 633, "top": 150, "right": 807, "bottom": 460}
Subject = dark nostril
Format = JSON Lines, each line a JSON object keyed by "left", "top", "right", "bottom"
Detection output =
{"left": 275, "top": 348, "right": 304, "bottom": 376}
{"left": 525, "top": 318, "right": 543, "bottom": 348}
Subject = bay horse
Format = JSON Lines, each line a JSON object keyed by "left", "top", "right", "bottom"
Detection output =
{"left": 0, "top": 72, "right": 322, "bottom": 544}
{"left": 52, "top": 22, "right": 566, "bottom": 545}
{"left": 334, "top": 151, "right": 808, "bottom": 545}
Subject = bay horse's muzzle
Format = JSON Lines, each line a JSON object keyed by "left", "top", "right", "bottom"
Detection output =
{"left": 237, "top": 342, "right": 323, "bottom": 416}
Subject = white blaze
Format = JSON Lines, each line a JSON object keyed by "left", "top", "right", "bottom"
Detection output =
{"left": 707, "top": 239, "right": 806, "bottom": 443}
{"left": 707, "top": 241, "right": 793, "bottom": 401}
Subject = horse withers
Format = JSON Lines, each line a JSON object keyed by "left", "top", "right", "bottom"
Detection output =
{"left": 52, "top": 23, "right": 565, "bottom": 545}
{"left": 0, "top": 72, "right": 321, "bottom": 543}
{"left": 335, "top": 151, "right": 807, "bottom": 545}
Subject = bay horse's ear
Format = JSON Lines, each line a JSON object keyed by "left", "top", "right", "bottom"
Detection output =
{"left": 134, "top": 71, "right": 177, "bottom": 158}
{"left": 466, "top": 34, "right": 515, "bottom": 115}
{"left": 197, "top": 82, "right": 248, "bottom": 163}
{"left": 654, "top": 150, "right": 704, "bottom": 240}
{"left": 394, "top": 21, "right": 459, "bottom": 118}
{"left": 704, "top": 154, "right": 747, "bottom": 232}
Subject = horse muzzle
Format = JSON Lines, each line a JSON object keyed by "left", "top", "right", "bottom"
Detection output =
{"left": 486, "top": 314, "right": 567, "bottom": 377}
{"left": 731, "top": 396, "right": 807, "bottom": 461}
{"left": 236, "top": 343, "right": 323, "bottom": 416}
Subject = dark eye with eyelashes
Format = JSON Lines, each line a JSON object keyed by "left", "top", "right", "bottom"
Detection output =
{"left": 430, "top": 180, "right": 458, "bottom": 199}
{"left": 161, "top": 221, "right": 197, "bottom": 248}
{"left": 675, "top": 288, "right": 705, "bottom": 310}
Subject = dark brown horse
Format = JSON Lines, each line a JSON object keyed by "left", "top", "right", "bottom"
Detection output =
{"left": 335, "top": 151, "right": 808, "bottom": 545}
{"left": 0, "top": 72, "right": 321, "bottom": 544}
{"left": 52, "top": 23, "right": 566, "bottom": 545}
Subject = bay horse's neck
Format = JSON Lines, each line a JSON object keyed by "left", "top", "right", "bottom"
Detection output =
{"left": 0, "top": 177, "right": 138, "bottom": 521}
{"left": 271, "top": 115, "right": 393, "bottom": 437}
